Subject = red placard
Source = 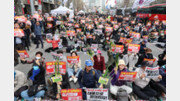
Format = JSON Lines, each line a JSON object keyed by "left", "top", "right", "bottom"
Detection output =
{"left": 14, "top": 16, "right": 27, "bottom": 22}
{"left": 68, "top": 23, "right": 73, "bottom": 27}
{"left": 46, "top": 61, "right": 66, "bottom": 75}
{"left": 128, "top": 44, "right": 140, "bottom": 53}
{"left": 106, "top": 27, "right": 113, "bottom": 32}
{"left": 143, "top": 58, "right": 156, "bottom": 65}
{"left": 98, "top": 25, "right": 104, "bottom": 29}
{"left": 67, "top": 30, "right": 76, "bottom": 36}
{"left": 14, "top": 29, "right": 25, "bottom": 37}
{"left": 17, "top": 50, "right": 29, "bottom": 58}
{"left": 113, "top": 25, "right": 119, "bottom": 29}
{"left": 47, "top": 17, "right": 53, "bottom": 22}
{"left": 125, "top": 38, "right": 133, "bottom": 44}
{"left": 143, "top": 35, "right": 148, "bottom": 40}
{"left": 67, "top": 56, "right": 80, "bottom": 64}
{"left": 47, "top": 23, "right": 53, "bottom": 28}
{"left": 61, "top": 89, "right": 82, "bottom": 101}
{"left": 119, "top": 37, "right": 127, "bottom": 43}
{"left": 133, "top": 33, "right": 141, "bottom": 39}
{"left": 33, "top": 14, "right": 40, "bottom": 20}
{"left": 111, "top": 45, "right": 124, "bottom": 53}
{"left": 119, "top": 72, "right": 137, "bottom": 81}
{"left": 86, "top": 34, "right": 93, "bottom": 39}
{"left": 76, "top": 28, "right": 81, "bottom": 32}
{"left": 75, "top": 24, "right": 79, "bottom": 28}
{"left": 81, "top": 20, "right": 85, "bottom": 23}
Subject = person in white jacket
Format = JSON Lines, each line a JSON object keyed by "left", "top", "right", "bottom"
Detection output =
{"left": 132, "top": 61, "right": 162, "bottom": 101}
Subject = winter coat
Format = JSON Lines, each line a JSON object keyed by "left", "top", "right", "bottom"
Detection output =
{"left": 14, "top": 70, "right": 28, "bottom": 92}
{"left": 46, "top": 39, "right": 60, "bottom": 49}
{"left": 93, "top": 55, "right": 106, "bottom": 71}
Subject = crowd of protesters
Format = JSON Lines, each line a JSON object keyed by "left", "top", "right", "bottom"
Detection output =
{"left": 14, "top": 10, "right": 166, "bottom": 101}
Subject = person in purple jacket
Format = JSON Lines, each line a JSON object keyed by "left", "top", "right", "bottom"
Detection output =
{"left": 110, "top": 59, "right": 132, "bottom": 96}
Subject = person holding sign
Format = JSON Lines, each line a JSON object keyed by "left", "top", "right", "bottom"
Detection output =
{"left": 109, "top": 60, "right": 132, "bottom": 97}
{"left": 14, "top": 23, "right": 25, "bottom": 50}
{"left": 67, "top": 51, "right": 82, "bottom": 83}
{"left": 45, "top": 35, "right": 60, "bottom": 53}
{"left": 21, "top": 51, "right": 45, "bottom": 67}
{"left": 93, "top": 50, "right": 106, "bottom": 74}
{"left": 133, "top": 61, "right": 162, "bottom": 101}
{"left": 78, "top": 59, "right": 101, "bottom": 100}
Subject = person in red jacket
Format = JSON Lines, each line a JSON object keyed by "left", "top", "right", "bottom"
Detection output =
{"left": 93, "top": 50, "right": 106, "bottom": 74}
{"left": 45, "top": 35, "right": 60, "bottom": 53}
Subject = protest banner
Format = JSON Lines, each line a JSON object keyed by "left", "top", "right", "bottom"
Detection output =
{"left": 47, "top": 17, "right": 53, "bottom": 21}
{"left": 105, "top": 27, "right": 113, "bottom": 32}
{"left": 119, "top": 37, "right": 127, "bottom": 43}
{"left": 125, "top": 38, "right": 133, "bottom": 44}
{"left": 46, "top": 33, "right": 52, "bottom": 40}
{"left": 68, "top": 23, "right": 73, "bottom": 27}
{"left": 76, "top": 28, "right": 82, "bottom": 32}
{"left": 46, "top": 61, "right": 66, "bottom": 75}
{"left": 111, "top": 45, "right": 124, "bottom": 53}
{"left": 128, "top": 44, "right": 140, "bottom": 53}
{"left": 98, "top": 77, "right": 109, "bottom": 85}
{"left": 33, "top": 14, "right": 40, "bottom": 20}
{"left": 143, "top": 58, "right": 156, "bottom": 65}
{"left": 119, "top": 72, "right": 137, "bottom": 81}
{"left": 112, "top": 21, "right": 117, "bottom": 24}
{"left": 61, "top": 89, "right": 82, "bottom": 101}
{"left": 131, "top": 21, "right": 135, "bottom": 24}
{"left": 67, "top": 56, "right": 80, "bottom": 64}
{"left": 51, "top": 75, "right": 63, "bottom": 83}
{"left": 152, "top": 32, "right": 159, "bottom": 36}
{"left": 113, "top": 25, "right": 119, "bottom": 29}
{"left": 47, "top": 23, "right": 53, "bottom": 28}
{"left": 133, "top": 33, "right": 141, "bottom": 39}
{"left": 75, "top": 24, "right": 79, "bottom": 28}
{"left": 26, "top": 20, "right": 32, "bottom": 26}
{"left": 143, "top": 35, "right": 148, "bottom": 40}
{"left": 81, "top": 20, "right": 85, "bottom": 23}
{"left": 56, "top": 21, "right": 62, "bottom": 25}
{"left": 14, "top": 16, "right": 27, "bottom": 22}
{"left": 17, "top": 50, "right": 29, "bottom": 58}
{"left": 86, "top": 34, "right": 93, "bottom": 39}
{"left": 86, "top": 89, "right": 108, "bottom": 101}
{"left": 67, "top": 30, "right": 76, "bottom": 36}
{"left": 145, "top": 67, "right": 159, "bottom": 78}
{"left": 98, "top": 25, "right": 104, "bottom": 29}
{"left": 14, "top": 29, "right": 25, "bottom": 37}
{"left": 146, "top": 22, "right": 151, "bottom": 26}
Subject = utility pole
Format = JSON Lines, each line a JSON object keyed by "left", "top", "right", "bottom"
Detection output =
{"left": 30, "top": 0, "right": 35, "bottom": 15}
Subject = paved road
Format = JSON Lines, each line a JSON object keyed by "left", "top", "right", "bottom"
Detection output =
{"left": 14, "top": 35, "right": 165, "bottom": 100}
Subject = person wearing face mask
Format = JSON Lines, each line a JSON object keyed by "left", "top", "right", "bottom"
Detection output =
{"left": 109, "top": 60, "right": 132, "bottom": 98}
{"left": 133, "top": 61, "right": 163, "bottom": 101}
{"left": 21, "top": 51, "right": 45, "bottom": 67}
{"left": 21, "top": 65, "right": 46, "bottom": 101}
{"left": 135, "top": 48, "right": 154, "bottom": 67}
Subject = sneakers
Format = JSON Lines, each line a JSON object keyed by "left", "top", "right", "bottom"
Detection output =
{"left": 73, "top": 77, "right": 78, "bottom": 83}
{"left": 69, "top": 77, "right": 73, "bottom": 82}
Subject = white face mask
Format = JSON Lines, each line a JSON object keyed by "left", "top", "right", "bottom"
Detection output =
{"left": 36, "top": 57, "right": 41, "bottom": 60}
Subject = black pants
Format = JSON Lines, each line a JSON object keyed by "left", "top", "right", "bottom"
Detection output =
{"left": 45, "top": 47, "right": 59, "bottom": 53}
{"left": 36, "top": 35, "right": 44, "bottom": 48}
{"left": 132, "top": 83, "right": 157, "bottom": 100}
{"left": 14, "top": 86, "right": 28, "bottom": 98}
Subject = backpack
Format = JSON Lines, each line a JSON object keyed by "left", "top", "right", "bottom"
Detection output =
{"left": 116, "top": 88, "right": 129, "bottom": 101}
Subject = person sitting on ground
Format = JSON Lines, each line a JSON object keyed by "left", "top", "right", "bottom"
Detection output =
{"left": 132, "top": 61, "right": 162, "bottom": 101}
{"left": 21, "top": 65, "right": 46, "bottom": 101}
{"left": 110, "top": 60, "right": 132, "bottom": 98}
{"left": 14, "top": 70, "right": 28, "bottom": 101}
{"left": 67, "top": 51, "right": 82, "bottom": 83}
{"left": 78, "top": 59, "right": 102, "bottom": 100}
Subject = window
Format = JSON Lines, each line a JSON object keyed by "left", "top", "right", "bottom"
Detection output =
{"left": 151, "top": 6, "right": 166, "bottom": 14}
{"left": 137, "top": 8, "right": 151, "bottom": 14}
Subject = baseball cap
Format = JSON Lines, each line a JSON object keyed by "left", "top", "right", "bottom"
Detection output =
{"left": 85, "top": 59, "right": 93, "bottom": 67}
